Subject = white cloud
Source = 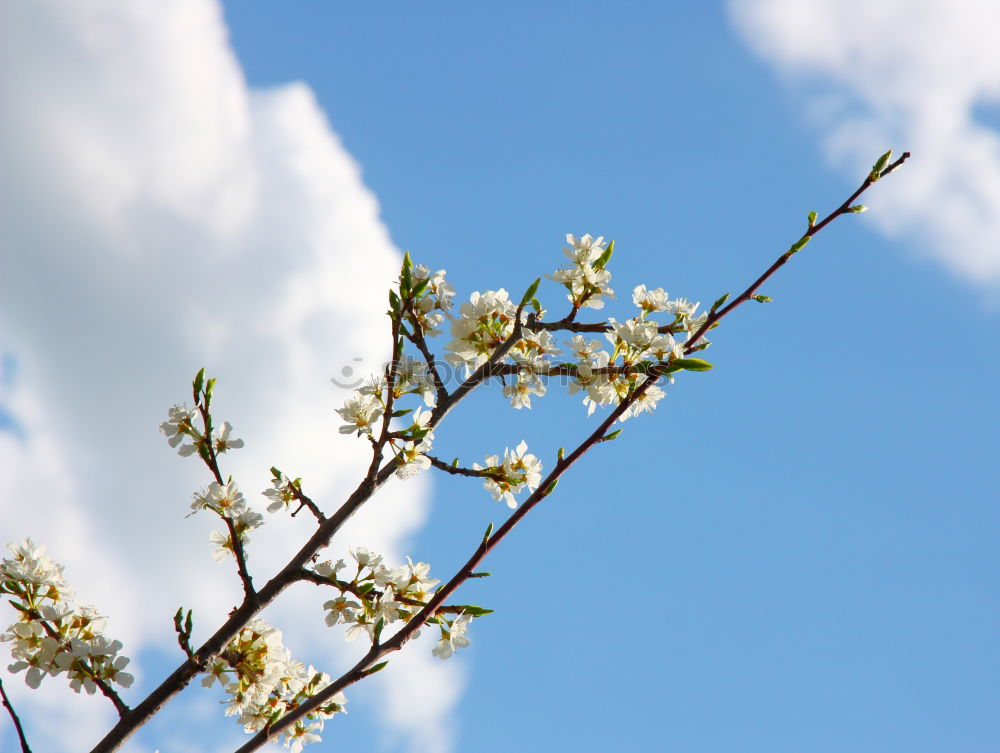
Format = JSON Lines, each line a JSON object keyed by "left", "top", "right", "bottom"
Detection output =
{"left": 729, "top": 0, "right": 1000, "bottom": 288}
{"left": 0, "top": 0, "right": 460, "bottom": 750}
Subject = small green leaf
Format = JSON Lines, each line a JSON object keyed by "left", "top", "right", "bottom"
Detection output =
{"left": 458, "top": 605, "right": 493, "bottom": 617}
{"left": 358, "top": 582, "right": 375, "bottom": 594}
{"left": 709, "top": 292, "right": 730, "bottom": 314}
{"left": 469, "top": 571, "right": 491, "bottom": 578}
{"left": 192, "top": 369, "right": 205, "bottom": 402}
{"left": 204, "top": 377, "right": 216, "bottom": 404}
{"left": 594, "top": 239, "right": 614, "bottom": 270}
{"left": 847, "top": 204, "right": 868, "bottom": 214}
{"left": 451, "top": 457, "right": 459, "bottom": 467}
{"left": 807, "top": 211, "right": 817, "bottom": 227}
{"left": 544, "top": 479, "right": 558, "bottom": 496}
{"left": 389, "top": 289, "right": 401, "bottom": 313}
{"left": 750, "top": 295, "right": 772, "bottom": 303}
{"left": 788, "top": 235, "right": 811, "bottom": 255}
{"left": 400, "top": 252, "right": 413, "bottom": 296}
{"left": 173, "top": 607, "right": 184, "bottom": 631}
{"left": 601, "top": 429, "right": 623, "bottom": 442}
{"left": 363, "top": 660, "right": 390, "bottom": 677}
{"left": 411, "top": 277, "right": 430, "bottom": 299}
{"left": 673, "top": 358, "right": 712, "bottom": 371}
{"left": 519, "top": 278, "right": 541, "bottom": 309}
{"left": 557, "top": 447, "right": 565, "bottom": 462}
{"left": 373, "top": 617, "right": 385, "bottom": 643}
{"left": 872, "top": 149, "right": 893, "bottom": 176}
{"left": 391, "top": 408, "right": 413, "bottom": 418}
{"left": 483, "top": 522, "right": 494, "bottom": 543}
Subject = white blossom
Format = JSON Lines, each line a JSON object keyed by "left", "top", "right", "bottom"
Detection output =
{"left": 159, "top": 403, "right": 199, "bottom": 456}
{"left": 336, "top": 394, "right": 384, "bottom": 436}
{"left": 432, "top": 613, "right": 472, "bottom": 660}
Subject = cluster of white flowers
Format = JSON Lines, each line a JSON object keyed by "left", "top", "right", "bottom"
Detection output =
{"left": 201, "top": 618, "right": 345, "bottom": 753}
{"left": 473, "top": 440, "right": 543, "bottom": 508}
{"left": 443, "top": 288, "right": 563, "bottom": 408}
{"left": 190, "top": 480, "right": 264, "bottom": 562}
{"left": 0, "top": 540, "right": 133, "bottom": 693}
{"left": 558, "top": 283, "right": 711, "bottom": 420}
{"left": 444, "top": 288, "right": 520, "bottom": 375}
{"left": 391, "top": 355, "right": 438, "bottom": 407}
{"left": 333, "top": 239, "right": 712, "bottom": 499}
{"left": 408, "top": 264, "right": 456, "bottom": 336}
{"left": 632, "top": 284, "right": 706, "bottom": 330}
{"left": 159, "top": 404, "right": 245, "bottom": 458}
{"left": 548, "top": 233, "right": 615, "bottom": 310}
{"left": 317, "top": 548, "right": 472, "bottom": 660}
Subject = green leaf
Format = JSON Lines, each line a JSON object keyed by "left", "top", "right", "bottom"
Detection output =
{"left": 373, "top": 617, "right": 385, "bottom": 643}
{"left": 173, "top": 607, "right": 184, "bottom": 631}
{"left": 709, "top": 292, "right": 730, "bottom": 314}
{"left": 557, "top": 447, "right": 565, "bottom": 462}
{"left": 750, "top": 295, "right": 772, "bottom": 303}
{"left": 594, "top": 239, "right": 614, "bottom": 270}
{"left": 807, "top": 211, "right": 818, "bottom": 227}
{"left": 872, "top": 149, "right": 893, "bottom": 176}
{"left": 204, "top": 377, "right": 216, "bottom": 404}
{"left": 388, "top": 289, "right": 401, "bottom": 313}
{"left": 847, "top": 204, "right": 868, "bottom": 214}
{"left": 358, "top": 582, "right": 375, "bottom": 594}
{"left": 673, "top": 358, "right": 712, "bottom": 371}
{"left": 363, "top": 660, "right": 390, "bottom": 677}
{"left": 482, "top": 522, "right": 494, "bottom": 543}
{"left": 411, "top": 277, "right": 430, "bottom": 299}
{"left": 544, "top": 479, "right": 558, "bottom": 496}
{"left": 788, "top": 235, "right": 811, "bottom": 255}
{"left": 391, "top": 408, "right": 413, "bottom": 418}
{"left": 601, "top": 429, "right": 623, "bottom": 442}
{"left": 458, "top": 605, "right": 494, "bottom": 617}
{"left": 184, "top": 609, "right": 193, "bottom": 635}
{"left": 192, "top": 369, "right": 205, "bottom": 402}
{"left": 519, "top": 278, "right": 541, "bottom": 309}
{"left": 400, "top": 251, "right": 413, "bottom": 296}
{"left": 469, "top": 571, "right": 491, "bottom": 578}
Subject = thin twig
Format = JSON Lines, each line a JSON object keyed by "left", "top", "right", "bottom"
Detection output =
{"left": 425, "top": 454, "right": 492, "bottom": 478}
{"left": 288, "top": 484, "right": 326, "bottom": 523}
{"left": 686, "top": 152, "right": 911, "bottom": 351}
{"left": 0, "top": 677, "right": 32, "bottom": 753}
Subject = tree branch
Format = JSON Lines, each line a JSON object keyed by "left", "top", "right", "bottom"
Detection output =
{"left": 0, "top": 677, "right": 32, "bottom": 753}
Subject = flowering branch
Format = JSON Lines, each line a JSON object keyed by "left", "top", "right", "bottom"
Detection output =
{"left": 2, "top": 150, "right": 908, "bottom": 753}
{"left": 229, "top": 373, "right": 650, "bottom": 752}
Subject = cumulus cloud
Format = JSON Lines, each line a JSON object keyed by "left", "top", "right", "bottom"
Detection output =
{"left": 729, "top": 0, "right": 1000, "bottom": 287}
{"left": 0, "top": 0, "right": 459, "bottom": 750}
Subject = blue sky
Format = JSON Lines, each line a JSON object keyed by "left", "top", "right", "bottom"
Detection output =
{"left": 1, "top": 2, "right": 998, "bottom": 752}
